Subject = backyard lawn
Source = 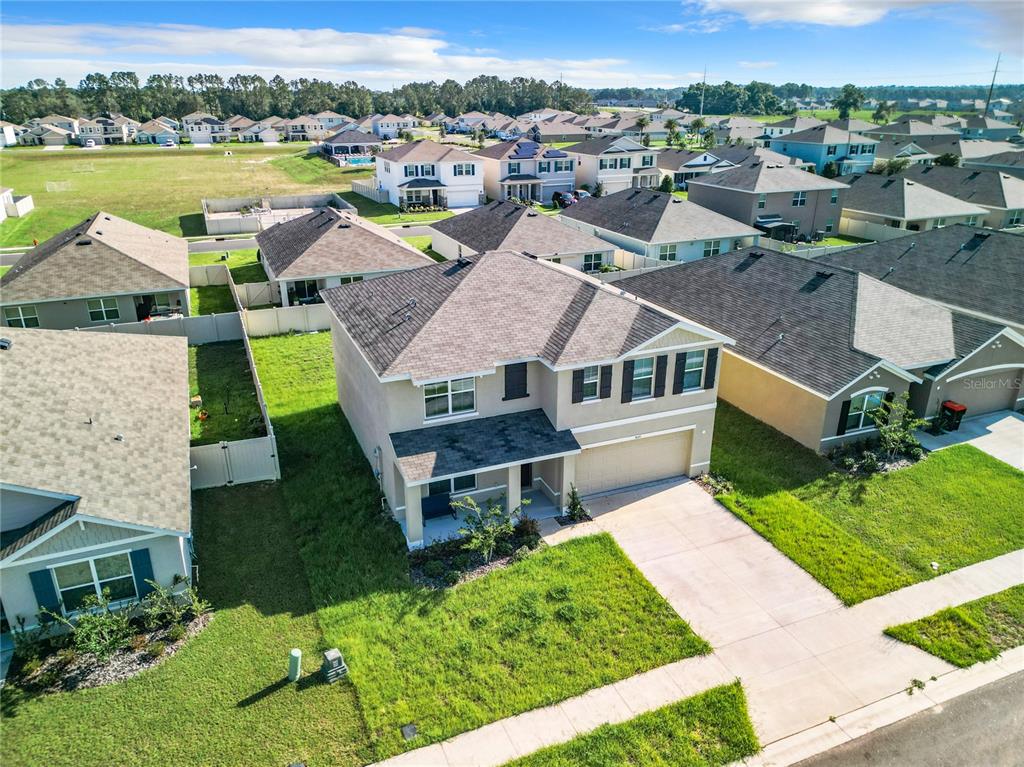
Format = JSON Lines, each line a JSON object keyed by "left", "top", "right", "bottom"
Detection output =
{"left": 189, "top": 248, "right": 268, "bottom": 283}
{"left": 507, "top": 682, "right": 759, "bottom": 767}
{"left": 189, "top": 285, "right": 237, "bottom": 315}
{"left": 249, "top": 331, "right": 710, "bottom": 759}
{"left": 711, "top": 402, "right": 1024, "bottom": 604}
{"left": 339, "top": 191, "right": 454, "bottom": 225}
{"left": 401, "top": 234, "right": 445, "bottom": 262}
{"left": 188, "top": 341, "right": 266, "bottom": 445}
{"left": 885, "top": 584, "right": 1024, "bottom": 668}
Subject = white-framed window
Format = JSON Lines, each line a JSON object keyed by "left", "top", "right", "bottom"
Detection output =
{"left": 1007, "top": 210, "right": 1021, "bottom": 226}
{"left": 582, "top": 365, "right": 599, "bottom": 401}
{"left": 424, "top": 377, "right": 475, "bottom": 419}
{"left": 620, "top": 157, "right": 632, "bottom": 169}
{"left": 846, "top": 391, "right": 885, "bottom": 432}
{"left": 934, "top": 218, "right": 946, "bottom": 228}
{"left": 679, "top": 350, "right": 705, "bottom": 391}
{"left": 825, "top": 219, "right": 834, "bottom": 233}
{"left": 293, "top": 279, "right": 319, "bottom": 301}
{"left": 658, "top": 243, "right": 676, "bottom": 261}
{"left": 631, "top": 357, "right": 655, "bottom": 399}
{"left": 454, "top": 163, "right": 475, "bottom": 176}
{"left": 537, "top": 161, "right": 550, "bottom": 173}
{"left": 702, "top": 240, "right": 722, "bottom": 259}
{"left": 507, "top": 162, "right": 521, "bottom": 175}
{"left": 554, "top": 159, "right": 573, "bottom": 172}
{"left": 757, "top": 194, "right": 767, "bottom": 209}
{"left": 87, "top": 297, "right": 120, "bottom": 322}
{"left": 404, "top": 164, "right": 417, "bottom": 177}
{"left": 583, "top": 252, "right": 603, "bottom": 272}
{"left": 849, "top": 145, "right": 860, "bottom": 155}
{"left": 51, "top": 551, "right": 137, "bottom": 613}
{"left": 966, "top": 215, "right": 978, "bottom": 227}
{"left": 641, "top": 154, "right": 654, "bottom": 167}
{"left": 826, "top": 145, "right": 837, "bottom": 156}
{"left": 4, "top": 305, "right": 39, "bottom": 328}
{"left": 599, "top": 158, "right": 611, "bottom": 170}
{"left": 830, "top": 189, "right": 839, "bottom": 204}
{"left": 792, "top": 191, "right": 807, "bottom": 207}
{"left": 339, "top": 275, "right": 364, "bottom": 285}
{"left": 428, "top": 474, "right": 477, "bottom": 496}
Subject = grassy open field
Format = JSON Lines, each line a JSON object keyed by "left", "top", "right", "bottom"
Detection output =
{"left": 711, "top": 403, "right": 1024, "bottom": 604}
{"left": 188, "top": 341, "right": 265, "bottom": 446}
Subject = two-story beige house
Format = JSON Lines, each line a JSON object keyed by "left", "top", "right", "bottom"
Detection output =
{"left": 323, "top": 250, "right": 732, "bottom": 547}
{"left": 564, "top": 136, "right": 660, "bottom": 195}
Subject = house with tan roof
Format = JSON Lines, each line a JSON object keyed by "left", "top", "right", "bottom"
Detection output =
{"left": 322, "top": 250, "right": 732, "bottom": 547}
{"left": 0, "top": 212, "right": 190, "bottom": 329}
{"left": 28, "top": 115, "right": 79, "bottom": 136}
{"left": 17, "top": 124, "right": 72, "bottom": 146}
{"left": 473, "top": 139, "right": 576, "bottom": 203}
{"left": 897, "top": 165, "right": 1024, "bottom": 230}
{"left": 0, "top": 328, "right": 193, "bottom": 637}
{"left": 372, "top": 114, "right": 419, "bottom": 139}
{"left": 373, "top": 140, "right": 484, "bottom": 208}
{"left": 135, "top": 119, "right": 179, "bottom": 145}
{"left": 254, "top": 207, "right": 435, "bottom": 306}
{"left": 657, "top": 146, "right": 813, "bottom": 189}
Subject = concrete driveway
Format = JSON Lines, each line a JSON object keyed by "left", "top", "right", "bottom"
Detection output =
{"left": 916, "top": 410, "right": 1024, "bottom": 470}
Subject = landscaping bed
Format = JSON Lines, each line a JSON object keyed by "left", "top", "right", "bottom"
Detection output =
{"left": 188, "top": 341, "right": 266, "bottom": 445}
{"left": 885, "top": 584, "right": 1024, "bottom": 668}
{"left": 339, "top": 191, "right": 454, "bottom": 225}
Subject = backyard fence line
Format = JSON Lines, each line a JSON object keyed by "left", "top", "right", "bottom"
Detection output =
{"left": 77, "top": 313, "right": 244, "bottom": 344}
{"left": 756, "top": 239, "right": 869, "bottom": 259}
{"left": 350, "top": 178, "right": 389, "bottom": 203}
{"left": 234, "top": 281, "right": 279, "bottom": 309}
{"left": 188, "top": 263, "right": 231, "bottom": 286}
{"left": 242, "top": 303, "right": 332, "bottom": 336}
{"left": 190, "top": 436, "right": 280, "bottom": 490}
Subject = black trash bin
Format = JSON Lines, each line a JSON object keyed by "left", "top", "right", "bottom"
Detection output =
{"left": 941, "top": 400, "right": 967, "bottom": 431}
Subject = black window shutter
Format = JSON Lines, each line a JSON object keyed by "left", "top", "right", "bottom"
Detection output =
{"left": 621, "top": 360, "right": 635, "bottom": 403}
{"left": 654, "top": 355, "right": 668, "bottom": 397}
{"left": 703, "top": 348, "right": 719, "bottom": 389}
{"left": 837, "top": 399, "right": 851, "bottom": 436}
{"left": 599, "top": 365, "right": 612, "bottom": 399}
{"left": 672, "top": 352, "right": 685, "bottom": 394}
{"left": 504, "top": 362, "right": 528, "bottom": 401}
{"left": 571, "top": 368, "right": 584, "bottom": 403}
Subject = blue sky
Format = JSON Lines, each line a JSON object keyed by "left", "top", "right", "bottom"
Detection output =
{"left": 1, "top": 1, "right": 1020, "bottom": 90}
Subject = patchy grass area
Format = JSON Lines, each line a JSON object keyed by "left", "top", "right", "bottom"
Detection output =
{"left": 508, "top": 682, "right": 759, "bottom": 767}
{"left": 338, "top": 191, "right": 454, "bottom": 225}
{"left": 188, "top": 341, "right": 266, "bottom": 445}
{"left": 886, "top": 585, "right": 1024, "bottom": 668}
{"left": 270, "top": 152, "right": 373, "bottom": 186}
{"left": 189, "top": 285, "right": 237, "bottom": 315}
{"left": 401, "top": 235, "right": 445, "bottom": 262}
{"left": 711, "top": 402, "right": 1024, "bottom": 604}
{"left": 189, "top": 248, "right": 268, "bottom": 283}
{"left": 249, "top": 332, "right": 709, "bottom": 759}
{"left": 0, "top": 483, "right": 371, "bottom": 767}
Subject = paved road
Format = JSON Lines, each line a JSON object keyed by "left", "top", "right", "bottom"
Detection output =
{"left": 796, "top": 671, "right": 1024, "bottom": 767}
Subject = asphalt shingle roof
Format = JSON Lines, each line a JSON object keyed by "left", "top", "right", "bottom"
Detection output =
{"left": 900, "top": 165, "right": 1024, "bottom": 210}
{"left": 377, "top": 140, "right": 479, "bottom": 164}
{"left": 687, "top": 161, "right": 848, "bottom": 194}
{"left": 837, "top": 173, "right": 988, "bottom": 220}
{"left": 561, "top": 135, "right": 650, "bottom": 156}
{"left": 324, "top": 129, "right": 380, "bottom": 145}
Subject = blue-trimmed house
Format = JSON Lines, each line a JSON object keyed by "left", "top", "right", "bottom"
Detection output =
{"left": 769, "top": 125, "right": 879, "bottom": 175}
{"left": 135, "top": 118, "right": 180, "bottom": 145}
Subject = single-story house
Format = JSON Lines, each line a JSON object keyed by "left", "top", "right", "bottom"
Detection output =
{"left": 429, "top": 200, "right": 614, "bottom": 271}
{"left": 320, "top": 129, "right": 382, "bottom": 156}
{"left": 254, "top": 207, "right": 435, "bottom": 306}
{"left": 0, "top": 212, "right": 190, "bottom": 329}
{"left": 657, "top": 146, "right": 813, "bottom": 188}
{"left": 896, "top": 165, "right": 1024, "bottom": 230}
{"left": 135, "top": 119, "right": 179, "bottom": 145}
{"left": 0, "top": 328, "right": 192, "bottom": 638}
{"left": 17, "top": 124, "right": 72, "bottom": 146}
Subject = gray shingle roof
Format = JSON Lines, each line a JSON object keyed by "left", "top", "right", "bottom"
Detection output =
{"left": 867, "top": 120, "right": 960, "bottom": 137}
{"left": 321, "top": 250, "right": 686, "bottom": 381}
{"left": 255, "top": 207, "right": 431, "bottom": 280}
{"left": 377, "top": 140, "right": 479, "bottom": 164}
{"left": 781, "top": 125, "right": 878, "bottom": 146}
{"left": 900, "top": 165, "right": 1024, "bottom": 210}
{"left": 429, "top": 200, "right": 611, "bottom": 256}
{"left": 559, "top": 189, "right": 759, "bottom": 244}
{"left": 838, "top": 173, "right": 988, "bottom": 220}
{"left": 390, "top": 410, "right": 581, "bottom": 483}
{"left": 657, "top": 146, "right": 810, "bottom": 173}
{"left": 686, "top": 161, "right": 848, "bottom": 193}
{"left": 561, "top": 135, "right": 649, "bottom": 156}
{"left": 324, "top": 129, "right": 380, "bottom": 145}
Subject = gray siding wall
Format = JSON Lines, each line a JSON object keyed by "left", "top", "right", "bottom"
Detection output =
{"left": 2, "top": 290, "right": 188, "bottom": 330}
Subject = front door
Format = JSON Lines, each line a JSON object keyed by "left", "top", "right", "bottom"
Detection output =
{"left": 520, "top": 463, "right": 533, "bottom": 489}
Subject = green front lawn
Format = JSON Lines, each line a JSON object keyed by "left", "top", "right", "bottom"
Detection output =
{"left": 189, "top": 285, "right": 237, "bottom": 315}
{"left": 249, "top": 332, "right": 709, "bottom": 759}
{"left": 188, "top": 341, "right": 266, "bottom": 445}
{"left": 712, "top": 403, "right": 1024, "bottom": 604}
{"left": 1, "top": 483, "right": 371, "bottom": 767}
{"left": 507, "top": 682, "right": 759, "bottom": 767}
{"left": 0, "top": 265, "right": 10, "bottom": 277}
{"left": 885, "top": 585, "right": 1024, "bottom": 668}
{"left": 339, "top": 191, "right": 454, "bottom": 225}
{"left": 189, "top": 248, "right": 268, "bottom": 283}
{"left": 401, "top": 235, "right": 445, "bottom": 262}
{"left": 270, "top": 153, "right": 373, "bottom": 186}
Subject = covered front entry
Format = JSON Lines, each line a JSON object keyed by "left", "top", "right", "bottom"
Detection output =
{"left": 575, "top": 430, "right": 692, "bottom": 496}
{"left": 501, "top": 176, "right": 541, "bottom": 201}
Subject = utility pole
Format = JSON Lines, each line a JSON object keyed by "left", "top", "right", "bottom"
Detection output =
{"left": 983, "top": 53, "right": 1001, "bottom": 117}
{"left": 699, "top": 67, "right": 707, "bottom": 117}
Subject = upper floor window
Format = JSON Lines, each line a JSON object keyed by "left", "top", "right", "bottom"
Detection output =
{"left": 792, "top": 191, "right": 807, "bottom": 207}
{"left": 658, "top": 244, "right": 676, "bottom": 261}
{"left": 583, "top": 252, "right": 603, "bottom": 272}
{"left": 87, "top": 297, "right": 120, "bottom": 322}
{"left": 826, "top": 145, "right": 838, "bottom": 156}
{"left": 581, "top": 365, "right": 600, "bottom": 401}
{"left": 554, "top": 159, "right": 573, "bottom": 173}
{"left": 702, "top": 240, "right": 722, "bottom": 259}
{"left": 679, "top": 350, "right": 705, "bottom": 391}
{"left": 641, "top": 155, "right": 654, "bottom": 167}
{"left": 619, "top": 157, "right": 632, "bottom": 169}
{"left": 424, "top": 377, "right": 475, "bottom": 419}
{"left": 4, "top": 305, "right": 39, "bottom": 328}
{"left": 849, "top": 145, "right": 860, "bottom": 155}
{"left": 454, "top": 163, "right": 475, "bottom": 176}
{"left": 631, "top": 357, "right": 655, "bottom": 399}
{"left": 846, "top": 391, "right": 884, "bottom": 432}
{"left": 507, "top": 162, "right": 521, "bottom": 175}
{"left": 404, "top": 164, "right": 417, "bottom": 177}
{"left": 757, "top": 194, "right": 767, "bottom": 209}
{"left": 599, "top": 158, "right": 612, "bottom": 170}
{"left": 537, "top": 161, "right": 551, "bottom": 173}
{"left": 830, "top": 189, "right": 839, "bottom": 204}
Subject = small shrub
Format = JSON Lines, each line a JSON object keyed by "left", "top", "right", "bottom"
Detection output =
{"left": 452, "top": 553, "right": 474, "bottom": 571}
{"left": 422, "top": 560, "right": 446, "bottom": 579}
{"left": 565, "top": 483, "right": 589, "bottom": 522}
{"left": 699, "top": 472, "right": 734, "bottom": 495}
{"left": 166, "top": 623, "right": 186, "bottom": 643}
{"left": 19, "top": 657, "right": 42, "bottom": 677}
{"left": 443, "top": 570, "right": 460, "bottom": 587}
{"left": 130, "top": 634, "right": 149, "bottom": 652}
{"left": 43, "top": 591, "right": 134, "bottom": 662}
{"left": 513, "top": 516, "right": 541, "bottom": 547}
{"left": 453, "top": 496, "right": 516, "bottom": 563}
{"left": 145, "top": 641, "right": 167, "bottom": 660}
{"left": 840, "top": 456, "right": 857, "bottom": 471}
{"left": 860, "top": 451, "right": 880, "bottom": 473}
{"left": 141, "top": 581, "right": 186, "bottom": 629}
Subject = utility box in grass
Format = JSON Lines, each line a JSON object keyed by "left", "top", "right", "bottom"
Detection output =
{"left": 322, "top": 649, "right": 348, "bottom": 683}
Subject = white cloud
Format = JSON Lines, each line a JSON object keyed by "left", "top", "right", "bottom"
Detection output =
{"left": 384, "top": 26, "right": 443, "bottom": 38}
{"left": 642, "top": 19, "right": 726, "bottom": 34}
{"left": 738, "top": 60, "right": 777, "bottom": 69}
{"left": 700, "top": 0, "right": 945, "bottom": 27}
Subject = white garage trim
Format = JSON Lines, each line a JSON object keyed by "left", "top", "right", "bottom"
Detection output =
{"left": 583, "top": 424, "right": 695, "bottom": 449}
{"left": 945, "top": 363, "right": 1023, "bottom": 384}
{"left": 572, "top": 402, "right": 715, "bottom": 434}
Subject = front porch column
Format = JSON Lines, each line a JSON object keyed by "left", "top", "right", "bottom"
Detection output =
{"left": 405, "top": 482, "right": 424, "bottom": 547}
{"left": 559, "top": 455, "right": 576, "bottom": 514}
{"left": 507, "top": 465, "right": 521, "bottom": 514}
{"left": 279, "top": 281, "right": 290, "bottom": 308}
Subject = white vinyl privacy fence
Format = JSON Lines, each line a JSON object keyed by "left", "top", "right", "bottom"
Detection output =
{"left": 78, "top": 312, "right": 244, "bottom": 344}
{"left": 243, "top": 303, "right": 332, "bottom": 336}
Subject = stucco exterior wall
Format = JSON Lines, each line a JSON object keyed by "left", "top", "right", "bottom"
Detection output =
{"left": 921, "top": 335, "right": 1024, "bottom": 418}
{"left": 688, "top": 186, "right": 842, "bottom": 237}
{"left": 820, "top": 367, "right": 913, "bottom": 449}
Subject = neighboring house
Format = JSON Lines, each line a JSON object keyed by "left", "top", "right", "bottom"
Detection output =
{"left": 373, "top": 141, "right": 484, "bottom": 208}
{"left": 0, "top": 212, "right": 190, "bottom": 329}
{"left": 769, "top": 126, "right": 879, "bottom": 175}
{"left": 284, "top": 116, "right": 328, "bottom": 141}
{"left": 686, "top": 160, "right": 848, "bottom": 239}
{"left": 0, "top": 188, "right": 34, "bottom": 223}
{"left": 429, "top": 200, "right": 614, "bottom": 270}
{"left": 372, "top": 114, "right": 419, "bottom": 139}
{"left": 863, "top": 119, "right": 961, "bottom": 142}
{"left": 761, "top": 116, "right": 826, "bottom": 138}
{"left": 473, "top": 139, "right": 576, "bottom": 203}
{"left": 17, "top": 124, "right": 72, "bottom": 146}
{"left": 239, "top": 117, "right": 284, "bottom": 143}
{"left": 153, "top": 115, "right": 180, "bottom": 130}
{"left": 917, "top": 114, "right": 966, "bottom": 130}
{"left": 823, "top": 225, "right": 1024, "bottom": 333}
{"left": 0, "top": 328, "right": 192, "bottom": 639}
{"left": 836, "top": 173, "right": 988, "bottom": 241}
{"left": 185, "top": 116, "right": 229, "bottom": 144}
{"left": 563, "top": 135, "right": 660, "bottom": 195}
{"left": 181, "top": 111, "right": 217, "bottom": 126}
{"left": 0, "top": 121, "right": 19, "bottom": 147}
{"left": 827, "top": 118, "right": 881, "bottom": 135}
{"left": 559, "top": 189, "right": 760, "bottom": 263}
{"left": 964, "top": 149, "right": 1024, "bottom": 180}
{"left": 871, "top": 137, "right": 939, "bottom": 168}
{"left": 134, "top": 119, "right": 179, "bottom": 145}
{"left": 425, "top": 112, "right": 449, "bottom": 126}
{"left": 526, "top": 115, "right": 590, "bottom": 144}
{"left": 321, "top": 249, "right": 732, "bottom": 548}
{"left": 712, "top": 125, "right": 769, "bottom": 146}
{"left": 314, "top": 111, "right": 353, "bottom": 130}
{"left": 913, "top": 137, "right": 1022, "bottom": 166}
{"left": 29, "top": 115, "right": 79, "bottom": 136}
{"left": 619, "top": 248, "right": 1024, "bottom": 451}
{"left": 226, "top": 115, "right": 256, "bottom": 136}
{"left": 255, "top": 207, "right": 434, "bottom": 306}
{"left": 320, "top": 129, "right": 382, "bottom": 157}
{"left": 897, "top": 165, "right": 1024, "bottom": 230}
{"left": 957, "top": 116, "right": 1021, "bottom": 141}
{"left": 657, "top": 146, "right": 812, "bottom": 188}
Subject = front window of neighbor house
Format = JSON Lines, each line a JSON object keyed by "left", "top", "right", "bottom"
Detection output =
{"left": 680, "top": 350, "right": 705, "bottom": 391}
{"left": 792, "top": 191, "right": 807, "bottom": 207}
{"left": 702, "top": 240, "right": 722, "bottom": 259}
{"left": 554, "top": 160, "right": 573, "bottom": 172}
{"left": 846, "top": 391, "right": 885, "bottom": 432}
{"left": 1009, "top": 210, "right": 1022, "bottom": 226}
{"left": 537, "top": 161, "right": 551, "bottom": 173}
{"left": 966, "top": 215, "right": 978, "bottom": 227}
{"left": 826, "top": 145, "right": 837, "bottom": 156}
{"left": 87, "top": 297, "right": 120, "bottom": 322}
{"left": 424, "top": 377, "right": 475, "bottom": 419}
{"left": 4, "top": 305, "right": 39, "bottom": 328}
{"left": 582, "top": 365, "right": 599, "bottom": 400}
{"left": 507, "top": 162, "right": 521, "bottom": 175}
{"left": 658, "top": 244, "right": 676, "bottom": 261}
{"left": 757, "top": 194, "right": 767, "bottom": 209}
{"left": 641, "top": 154, "right": 654, "bottom": 167}
{"left": 52, "top": 552, "right": 136, "bottom": 613}
{"left": 599, "top": 158, "right": 611, "bottom": 170}
{"left": 631, "top": 357, "right": 655, "bottom": 399}
{"left": 619, "top": 157, "right": 632, "bottom": 169}
{"left": 583, "top": 252, "right": 603, "bottom": 272}
{"left": 454, "top": 164, "right": 475, "bottom": 176}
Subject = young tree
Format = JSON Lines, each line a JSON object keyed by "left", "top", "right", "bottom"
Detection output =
{"left": 701, "top": 130, "right": 716, "bottom": 150}
{"left": 438, "top": 123, "right": 447, "bottom": 138}
{"left": 659, "top": 174, "right": 674, "bottom": 193}
{"left": 871, "top": 101, "right": 892, "bottom": 125}
{"left": 821, "top": 161, "right": 838, "bottom": 179}
{"left": 565, "top": 484, "right": 589, "bottom": 522}
{"left": 933, "top": 152, "right": 960, "bottom": 167}
{"left": 834, "top": 83, "right": 865, "bottom": 120}
{"left": 879, "top": 158, "right": 910, "bottom": 175}
{"left": 871, "top": 391, "right": 926, "bottom": 459}
{"left": 453, "top": 496, "right": 521, "bottom": 563}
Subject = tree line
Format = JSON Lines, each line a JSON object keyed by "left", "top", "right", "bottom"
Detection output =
{"left": 0, "top": 72, "right": 595, "bottom": 124}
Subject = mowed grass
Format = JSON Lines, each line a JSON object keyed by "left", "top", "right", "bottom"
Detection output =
{"left": 189, "top": 248, "right": 268, "bottom": 283}
{"left": 249, "top": 331, "right": 709, "bottom": 759}
{"left": 401, "top": 235, "right": 446, "bottom": 262}
{"left": 189, "top": 285, "right": 237, "bottom": 315}
{"left": 711, "top": 402, "right": 1024, "bottom": 604}
{"left": 1, "top": 482, "right": 371, "bottom": 767}
{"left": 885, "top": 585, "right": 1024, "bottom": 668}
{"left": 339, "top": 191, "right": 454, "bottom": 225}
{"left": 188, "top": 341, "right": 266, "bottom": 445}
{"left": 507, "top": 682, "right": 759, "bottom": 767}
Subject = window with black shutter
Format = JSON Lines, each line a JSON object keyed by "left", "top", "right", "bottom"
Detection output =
{"left": 599, "top": 365, "right": 612, "bottom": 399}
{"left": 653, "top": 355, "right": 668, "bottom": 397}
{"left": 503, "top": 362, "right": 529, "bottom": 401}
{"left": 836, "top": 399, "right": 852, "bottom": 435}
{"left": 571, "top": 368, "right": 585, "bottom": 403}
{"left": 703, "top": 348, "right": 719, "bottom": 389}
{"left": 621, "top": 360, "right": 635, "bottom": 403}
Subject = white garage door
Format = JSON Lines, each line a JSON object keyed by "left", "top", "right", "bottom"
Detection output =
{"left": 447, "top": 190, "right": 479, "bottom": 208}
{"left": 575, "top": 430, "right": 691, "bottom": 496}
